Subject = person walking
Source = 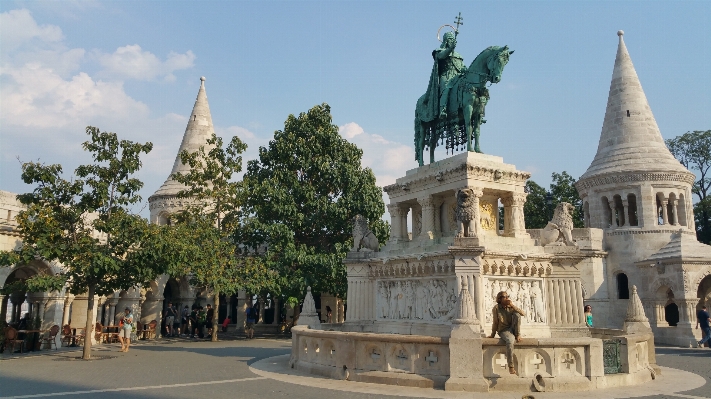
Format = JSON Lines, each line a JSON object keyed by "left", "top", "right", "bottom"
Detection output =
{"left": 584, "top": 305, "right": 593, "bottom": 327}
{"left": 697, "top": 305, "right": 710, "bottom": 348}
{"left": 180, "top": 305, "right": 190, "bottom": 337}
{"left": 189, "top": 306, "right": 198, "bottom": 339}
{"left": 205, "top": 304, "right": 214, "bottom": 338}
{"left": 196, "top": 306, "right": 206, "bottom": 339}
{"left": 164, "top": 303, "right": 177, "bottom": 337}
{"left": 489, "top": 291, "right": 526, "bottom": 374}
{"left": 245, "top": 303, "right": 257, "bottom": 339}
{"left": 118, "top": 307, "right": 134, "bottom": 352}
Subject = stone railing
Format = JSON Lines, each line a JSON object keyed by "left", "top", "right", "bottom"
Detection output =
{"left": 291, "top": 326, "right": 657, "bottom": 391}
{"left": 290, "top": 326, "right": 450, "bottom": 388}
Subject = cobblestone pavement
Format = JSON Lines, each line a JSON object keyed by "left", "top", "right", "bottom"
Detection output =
{"left": 0, "top": 337, "right": 708, "bottom": 399}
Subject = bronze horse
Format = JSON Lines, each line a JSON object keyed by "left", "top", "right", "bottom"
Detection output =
{"left": 415, "top": 46, "right": 513, "bottom": 166}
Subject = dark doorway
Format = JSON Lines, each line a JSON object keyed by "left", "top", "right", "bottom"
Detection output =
{"left": 664, "top": 303, "right": 679, "bottom": 326}
{"left": 617, "top": 273, "right": 630, "bottom": 299}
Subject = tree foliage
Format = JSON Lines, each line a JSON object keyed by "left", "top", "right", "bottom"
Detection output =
{"left": 239, "top": 104, "right": 387, "bottom": 300}
{"left": 0, "top": 127, "right": 169, "bottom": 359}
{"left": 523, "top": 171, "right": 584, "bottom": 229}
{"left": 168, "top": 133, "right": 274, "bottom": 340}
{"left": 666, "top": 130, "right": 711, "bottom": 243}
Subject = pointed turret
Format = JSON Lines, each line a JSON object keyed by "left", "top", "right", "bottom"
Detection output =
{"left": 579, "top": 31, "right": 690, "bottom": 181}
{"left": 151, "top": 76, "right": 216, "bottom": 198}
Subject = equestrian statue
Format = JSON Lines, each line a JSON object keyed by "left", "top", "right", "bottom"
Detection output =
{"left": 415, "top": 13, "right": 514, "bottom": 166}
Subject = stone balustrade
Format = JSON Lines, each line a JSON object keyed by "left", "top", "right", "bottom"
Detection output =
{"left": 291, "top": 326, "right": 657, "bottom": 391}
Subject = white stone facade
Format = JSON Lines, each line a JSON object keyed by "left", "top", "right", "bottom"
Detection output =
{"left": 575, "top": 32, "right": 711, "bottom": 347}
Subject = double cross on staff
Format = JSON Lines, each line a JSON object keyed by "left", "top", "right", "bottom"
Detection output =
{"left": 453, "top": 12, "right": 463, "bottom": 38}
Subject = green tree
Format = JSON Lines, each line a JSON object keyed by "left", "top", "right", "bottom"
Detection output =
{"left": 523, "top": 172, "right": 584, "bottom": 230}
{"left": 0, "top": 127, "right": 168, "bottom": 359}
{"left": 169, "top": 133, "right": 269, "bottom": 341}
{"left": 239, "top": 104, "right": 387, "bottom": 300}
{"left": 666, "top": 130, "right": 711, "bottom": 243}
{"left": 523, "top": 180, "right": 549, "bottom": 229}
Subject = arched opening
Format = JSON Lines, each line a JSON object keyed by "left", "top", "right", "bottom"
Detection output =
{"left": 678, "top": 193, "right": 688, "bottom": 226}
{"left": 583, "top": 201, "right": 590, "bottom": 228}
{"left": 161, "top": 278, "right": 180, "bottom": 335}
{"left": 668, "top": 193, "right": 678, "bottom": 225}
{"left": 616, "top": 273, "right": 629, "bottom": 299}
{"left": 664, "top": 303, "right": 679, "bottom": 326}
{"left": 698, "top": 275, "right": 711, "bottom": 311}
{"left": 613, "top": 195, "right": 624, "bottom": 227}
{"left": 2, "top": 262, "right": 54, "bottom": 324}
{"left": 601, "top": 196, "right": 612, "bottom": 228}
{"left": 656, "top": 193, "right": 666, "bottom": 225}
{"left": 626, "top": 193, "right": 639, "bottom": 226}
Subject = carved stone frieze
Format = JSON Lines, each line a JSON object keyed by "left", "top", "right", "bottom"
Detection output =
{"left": 575, "top": 172, "right": 695, "bottom": 191}
{"left": 383, "top": 163, "right": 530, "bottom": 196}
{"left": 369, "top": 259, "right": 455, "bottom": 278}
{"left": 376, "top": 278, "right": 457, "bottom": 321}
{"left": 483, "top": 277, "right": 547, "bottom": 324}
{"left": 481, "top": 258, "right": 550, "bottom": 277}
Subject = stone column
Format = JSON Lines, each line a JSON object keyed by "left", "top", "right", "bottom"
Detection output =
{"left": 401, "top": 206, "right": 410, "bottom": 240}
{"left": 433, "top": 198, "right": 444, "bottom": 236}
{"left": 9, "top": 292, "right": 25, "bottom": 322}
{"left": 234, "top": 290, "right": 247, "bottom": 330}
{"left": 670, "top": 199, "right": 679, "bottom": 225}
{"left": 271, "top": 297, "right": 280, "bottom": 325}
{"left": 337, "top": 298, "right": 345, "bottom": 323}
{"left": 0, "top": 295, "right": 7, "bottom": 322}
{"left": 258, "top": 297, "right": 265, "bottom": 324}
{"left": 418, "top": 196, "right": 435, "bottom": 240}
{"left": 105, "top": 299, "right": 117, "bottom": 326}
{"left": 608, "top": 201, "right": 616, "bottom": 228}
{"left": 621, "top": 199, "right": 629, "bottom": 227}
{"left": 387, "top": 204, "right": 404, "bottom": 241}
{"left": 62, "top": 295, "right": 73, "bottom": 326}
{"left": 503, "top": 193, "right": 528, "bottom": 238}
{"left": 660, "top": 196, "right": 669, "bottom": 225}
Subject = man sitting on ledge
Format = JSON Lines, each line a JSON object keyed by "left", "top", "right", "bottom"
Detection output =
{"left": 489, "top": 291, "right": 526, "bottom": 374}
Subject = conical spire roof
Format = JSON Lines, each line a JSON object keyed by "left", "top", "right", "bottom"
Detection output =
{"left": 579, "top": 31, "right": 690, "bottom": 182}
{"left": 151, "top": 77, "right": 216, "bottom": 198}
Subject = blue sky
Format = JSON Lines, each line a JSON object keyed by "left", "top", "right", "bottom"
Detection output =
{"left": 1, "top": 1, "right": 709, "bottom": 219}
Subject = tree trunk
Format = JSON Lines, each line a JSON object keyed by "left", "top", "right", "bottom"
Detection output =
{"left": 212, "top": 292, "right": 219, "bottom": 342}
{"left": 82, "top": 285, "right": 95, "bottom": 360}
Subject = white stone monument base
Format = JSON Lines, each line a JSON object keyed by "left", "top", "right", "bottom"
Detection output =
{"left": 290, "top": 326, "right": 659, "bottom": 392}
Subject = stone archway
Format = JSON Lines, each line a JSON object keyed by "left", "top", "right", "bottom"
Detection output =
{"left": 1, "top": 260, "right": 63, "bottom": 328}
{"left": 697, "top": 274, "right": 711, "bottom": 310}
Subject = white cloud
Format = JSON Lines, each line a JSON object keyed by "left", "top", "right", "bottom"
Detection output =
{"left": 338, "top": 122, "right": 364, "bottom": 139}
{"left": 0, "top": 9, "right": 63, "bottom": 51}
{"left": 216, "top": 125, "right": 257, "bottom": 141}
{"left": 1, "top": 63, "right": 149, "bottom": 129}
{"left": 96, "top": 45, "right": 195, "bottom": 81}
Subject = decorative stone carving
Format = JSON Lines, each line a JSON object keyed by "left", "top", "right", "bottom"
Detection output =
{"left": 455, "top": 188, "right": 482, "bottom": 238}
{"left": 453, "top": 279, "right": 478, "bottom": 324}
{"left": 539, "top": 202, "right": 577, "bottom": 247}
{"left": 376, "top": 279, "right": 456, "bottom": 321}
{"left": 483, "top": 278, "right": 546, "bottom": 324}
{"left": 352, "top": 215, "right": 379, "bottom": 252}
{"left": 624, "top": 285, "right": 651, "bottom": 334}
{"left": 299, "top": 286, "right": 321, "bottom": 329}
{"left": 479, "top": 202, "right": 496, "bottom": 231}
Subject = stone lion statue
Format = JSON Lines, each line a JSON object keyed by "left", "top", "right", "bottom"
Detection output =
{"left": 352, "top": 214, "right": 380, "bottom": 252}
{"left": 455, "top": 188, "right": 480, "bottom": 238}
{"left": 539, "top": 202, "right": 577, "bottom": 247}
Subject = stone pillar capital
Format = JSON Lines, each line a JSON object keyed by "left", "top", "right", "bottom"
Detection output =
{"left": 386, "top": 203, "right": 409, "bottom": 217}
{"left": 417, "top": 195, "right": 435, "bottom": 209}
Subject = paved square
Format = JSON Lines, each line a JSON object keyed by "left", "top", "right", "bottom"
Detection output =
{"left": 1, "top": 339, "right": 708, "bottom": 399}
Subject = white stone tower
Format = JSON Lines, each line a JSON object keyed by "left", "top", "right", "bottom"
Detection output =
{"left": 148, "top": 77, "right": 216, "bottom": 224}
{"left": 576, "top": 32, "right": 711, "bottom": 346}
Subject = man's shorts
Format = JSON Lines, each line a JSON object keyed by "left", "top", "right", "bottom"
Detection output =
{"left": 120, "top": 328, "right": 132, "bottom": 338}
{"left": 165, "top": 316, "right": 174, "bottom": 325}
{"left": 245, "top": 322, "right": 254, "bottom": 329}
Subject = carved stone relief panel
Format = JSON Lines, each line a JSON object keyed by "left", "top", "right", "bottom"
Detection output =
{"left": 483, "top": 277, "right": 547, "bottom": 324}
{"left": 376, "top": 278, "right": 457, "bottom": 322}
{"left": 479, "top": 201, "right": 497, "bottom": 231}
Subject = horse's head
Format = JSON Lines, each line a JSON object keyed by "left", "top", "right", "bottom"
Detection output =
{"left": 487, "top": 46, "right": 514, "bottom": 84}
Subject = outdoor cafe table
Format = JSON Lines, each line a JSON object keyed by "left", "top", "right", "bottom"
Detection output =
{"left": 17, "top": 329, "right": 44, "bottom": 352}
{"left": 67, "top": 327, "right": 85, "bottom": 347}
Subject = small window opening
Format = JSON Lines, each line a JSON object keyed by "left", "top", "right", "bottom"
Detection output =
{"left": 6, "top": 210, "right": 11, "bottom": 221}
{"left": 626, "top": 110, "right": 630, "bottom": 117}
{"left": 193, "top": 115, "right": 196, "bottom": 121}
{"left": 617, "top": 273, "right": 629, "bottom": 299}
